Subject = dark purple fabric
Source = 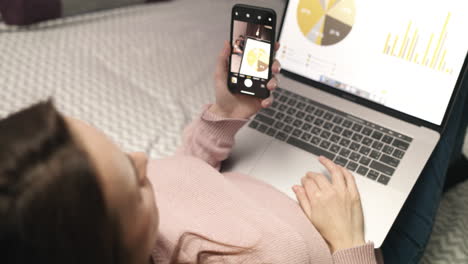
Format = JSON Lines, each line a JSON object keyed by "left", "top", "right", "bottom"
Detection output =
{"left": 0, "top": 0, "right": 61, "bottom": 25}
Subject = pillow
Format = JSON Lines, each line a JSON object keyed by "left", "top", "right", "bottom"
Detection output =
{"left": 0, "top": 0, "right": 168, "bottom": 26}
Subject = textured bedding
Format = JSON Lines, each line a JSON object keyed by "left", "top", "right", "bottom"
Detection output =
{"left": 0, "top": 0, "right": 467, "bottom": 262}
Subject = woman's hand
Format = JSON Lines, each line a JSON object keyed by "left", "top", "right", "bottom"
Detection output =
{"left": 293, "top": 156, "right": 366, "bottom": 253}
{"left": 209, "top": 41, "right": 281, "bottom": 119}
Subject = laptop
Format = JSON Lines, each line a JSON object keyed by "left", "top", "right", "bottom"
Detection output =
{"left": 223, "top": 0, "right": 468, "bottom": 247}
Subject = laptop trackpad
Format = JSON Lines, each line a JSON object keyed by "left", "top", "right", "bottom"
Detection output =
{"left": 249, "top": 140, "right": 329, "bottom": 200}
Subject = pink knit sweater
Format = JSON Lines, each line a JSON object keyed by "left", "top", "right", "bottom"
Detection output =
{"left": 149, "top": 105, "right": 382, "bottom": 264}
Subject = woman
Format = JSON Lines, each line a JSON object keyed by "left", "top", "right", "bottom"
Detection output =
{"left": 0, "top": 41, "right": 380, "bottom": 264}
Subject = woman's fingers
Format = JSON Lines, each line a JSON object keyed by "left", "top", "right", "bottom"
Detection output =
{"left": 319, "top": 156, "right": 345, "bottom": 189}
{"left": 267, "top": 76, "right": 278, "bottom": 90}
{"left": 272, "top": 59, "right": 281, "bottom": 74}
{"left": 261, "top": 94, "right": 274, "bottom": 108}
{"left": 307, "top": 171, "right": 330, "bottom": 190}
{"left": 274, "top": 42, "right": 280, "bottom": 52}
{"left": 215, "top": 41, "right": 230, "bottom": 80}
{"left": 293, "top": 185, "right": 312, "bottom": 217}
{"left": 340, "top": 165, "right": 360, "bottom": 200}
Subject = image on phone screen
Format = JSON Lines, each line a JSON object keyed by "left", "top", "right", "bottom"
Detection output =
{"left": 230, "top": 18, "right": 274, "bottom": 97}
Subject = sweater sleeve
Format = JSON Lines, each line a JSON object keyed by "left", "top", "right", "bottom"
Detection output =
{"left": 332, "top": 242, "right": 382, "bottom": 264}
{"left": 175, "top": 104, "right": 248, "bottom": 171}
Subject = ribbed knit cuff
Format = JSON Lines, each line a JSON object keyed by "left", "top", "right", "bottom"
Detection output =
{"left": 332, "top": 242, "right": 377, "bottom": 264}
{"left": 200, "top": 104, "right": 249, "bottom": 142}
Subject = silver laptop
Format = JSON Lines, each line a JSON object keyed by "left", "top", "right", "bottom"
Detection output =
{"left": 223, "top": 0, "right": 468, "bottom": 247}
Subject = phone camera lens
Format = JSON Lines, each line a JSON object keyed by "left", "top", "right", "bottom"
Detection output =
{"left": 246, "top": 13, "right": 250, "bottom": 18}
{"left": 257, "top": 15, "right": 262, "bottom": 20}
{"left": 268, "top": 17, "right": 272, "bottom": 22}
{"left": 235, "top": 12, "right": 239, "bottom": 16}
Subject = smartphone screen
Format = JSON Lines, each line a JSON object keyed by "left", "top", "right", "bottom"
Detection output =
{"left": 229, "top": 5, "right": 276, "bottom": 99}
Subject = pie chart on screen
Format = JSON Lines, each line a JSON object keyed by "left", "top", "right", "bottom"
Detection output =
{"left": 297, "top": 0, "right": 355, "bottom": 46}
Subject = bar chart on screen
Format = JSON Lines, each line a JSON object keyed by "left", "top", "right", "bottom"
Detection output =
{"left": 382, "top": 12, "right": 453, "bottom": 74}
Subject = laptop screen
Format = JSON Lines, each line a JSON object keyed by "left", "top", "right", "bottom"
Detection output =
{"left": 278, "top": 0, "right": 468, "bottom": 126}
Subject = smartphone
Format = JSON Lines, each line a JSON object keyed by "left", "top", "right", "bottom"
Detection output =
{"left": 228, "top": 4, "right": 277, "bottom": 99}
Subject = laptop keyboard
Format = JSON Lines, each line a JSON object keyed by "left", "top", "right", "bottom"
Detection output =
{"left": 248, "top": 88, "right": 413, "bottom": 186}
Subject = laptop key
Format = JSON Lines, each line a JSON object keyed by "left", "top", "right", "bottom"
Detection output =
{"left": 393, "top": 149, "right": 405, "bottom": 159}
{"left": 332, "top": 126, "right": 343, "bottom": 134}
{"left": 369, "top": 150, "right": 381, "bottom": 160}
{"left": 279, "top": 104, "right": 288, "bottom": 111}
{"left": 367, "top": 170, "right": 379, "bottom": 180}
{"left": 392, "top": 139, "right": 410, "bottom": 150}
{"left": 311, "top": 136, "right": 321, "bottom": 145}
{"left": 320, "top": 140, "right": 331, "bottom": 149}
{"left": 383, "top": 145, "right": 394, "bottom": 154}
{"left": 359, "top": 156, "right": 371, "bottom": 166}
{"left": 297, "top": 102, "right": 306, "bottom": 110}
{"left": 335, "top": 156, "right": 348, "bottom": 167}
{"left": 342, "top": 129, "right": 353, "bottom": 138}
{"left": 320, "top": 131, "right": 331, "bottom": 139}
{"left": 284, "top": 116, "right": 294, "bottom": 124}
{"left": 258, "top": 124, "right": 268, "bottom": 133}
{"left": 362, "top": 137, "right": 373, "bottom": 146}
{"left": 305, "top": 115, "right": 314, "bottom": 122}
{"left": 292, "top": 129, "right": 302, "bottom": 137}
{"left": 357, "top": 166, "right": 369, "bottom": 176}
{"left": 287, "top": 107, "right": 297, "bottom": 115}
{"left": 287, "top": 137, "right": 335, "bottom": 160}
{"left": 314, "top": 118, "right": 324, "bottom": 126}
{"left": 274, "top": 122, "right": 285, "bottom": 129}
{"left": 267, "top": 128, "right": 277, "bottom": 137}
{"left": 380, "top": 154, "right": 400, "bottom": 167}
{"left": 350, "top": 152, "right": 361, "bottom": 162}
{"left": 323, "top": 122, "right": 334, "bottom": 130}
{"left": 296, "top": 111, "right": 306, "bottom": 119}
{"left": 314, "top": 109, "right": 324, "bottom": 117}
{"left": 382, "top": 135, "right": 394, "bottom": 144}
{"left": 305, "top": 105, "right": 316, "bottom": 113}
{"left": 350, "top": 142, "right": 360, "bottom": 151}
{"left": 352, "top": 134, "right": 363, "bottom": 142}
{"left": 371, "top": 131, "right": 383, "bottom": 141}
{"left": 359, "top": 146, "right": 371, "bottom": 156}
{"left": 260, "top": 108, "right": 276, "bottom": 116}
{"left": 352, "top": 123, "right": 363, "bottom": 132}
{"left": 301, "top": 133, "right": 312, "bottom": 142}
{"left": 370, "top": 160, "right": 395, "bottom": 176}
{"left": 271, "top": 101, "right": 279, "bottom": 109}
{"left": 377, "top": 175, "right": 391, "bottom": 185}
{"left": 293, "top": 119, "right": 303, "bottom": 127}
{"left": 275, "top": 112, "right": 285, "bottom": 120}
{"left": 346, "top": 161, "right": 358, "bottom": 172}
{"left": 372, "top": 141, "right": 384, "bottom": 151}
{"left": 283, "top": 125, "right": 293, "bottom": 133}
{"left": 330, "top": 134, "right": 341, "bottom": 143}
{"left": 330, "top": 144, "right": 341, "bottom": 153}
{"left": 275, "top": 132, "right": 288, "bottom": 141}
{"left": 362, "top": 127, "right": 373, "bottom": 136}
{"left": 255, "top": 114, "right": 275, "bottom": 126}
{"left": 339, "top": 138, "right": 351, "bottom": 148}
{"left": 332, "top": 116, "right": 343, "bottom": 125}
{"left": 302, "top": 123, "right": 312, "bottom": 131}
{"left": 342, "top": 120, "right": 353, "bottom": 128}
{"left": 249, "top": 121, "right": 259, "bottom": 129}
{"left": 287, "top": 98, "right": 297, "bottom": 106}
{"left": 278, "top": 95, "right": 288, "bottom": 102}
{"left": 339, "top": 148, "right": 351, "bottom": 158}
{"left": 311, "top": 127, "right": 321, "bottom": 135}
{"left": 323, "top": 112, "right": 333, "bottom": 120}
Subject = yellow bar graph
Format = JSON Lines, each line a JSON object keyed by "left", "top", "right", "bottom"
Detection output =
{"left": 382, "top": 12, "right": 452, "bottom": 74}
{"left": 430, "top": 12, "right": 451, "bottom": 68}
{"left": 399, "top": 21, "right": 412, "bottom": 58}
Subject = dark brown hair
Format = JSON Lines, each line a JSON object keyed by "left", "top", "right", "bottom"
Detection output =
{"left": 0, "top": 101, "right": 252, "bottom": 264}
